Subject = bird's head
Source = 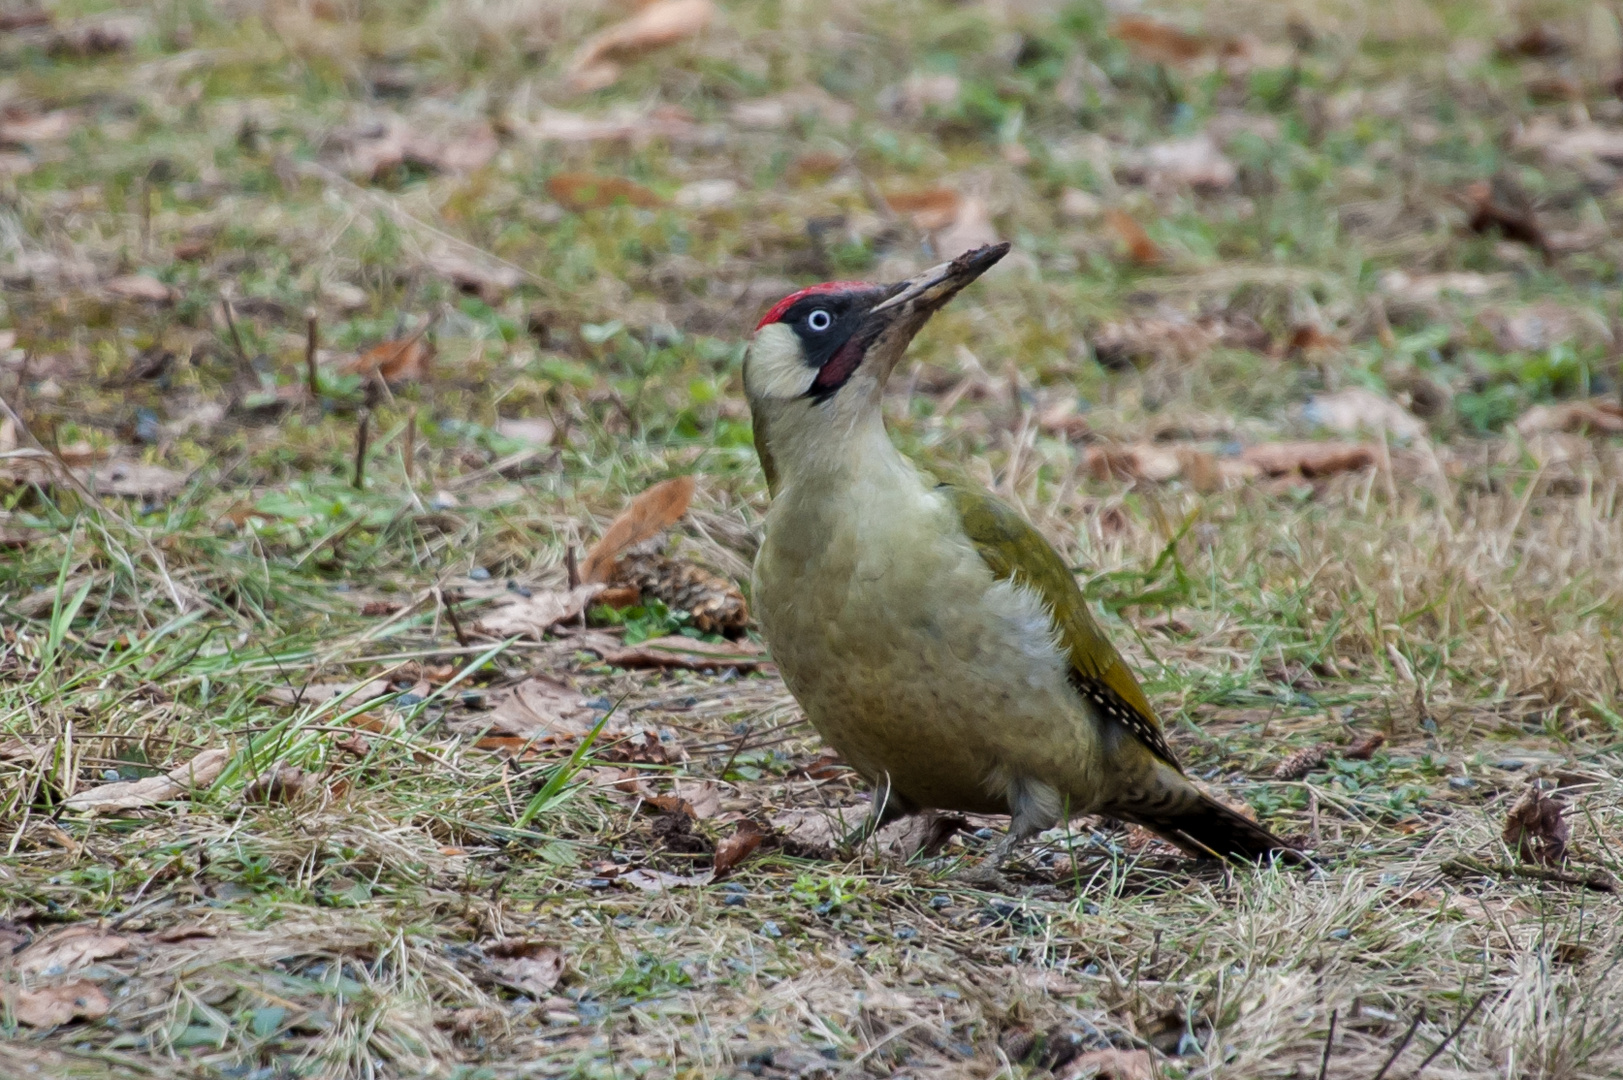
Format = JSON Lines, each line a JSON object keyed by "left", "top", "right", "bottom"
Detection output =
{"left": 743, "top": 242, "right": 1010, "bottom": 490}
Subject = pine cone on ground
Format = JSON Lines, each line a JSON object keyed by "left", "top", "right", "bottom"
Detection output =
{"left": 614, "top": 553, "right": 749, "bottom": 637}
{"left": 1272, "top": 744, "right": 1331, "bottom": 780}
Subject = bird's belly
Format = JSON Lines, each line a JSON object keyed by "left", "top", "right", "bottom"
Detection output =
{"left": 759, "top": 507, "right": 1099, "bottom": 815}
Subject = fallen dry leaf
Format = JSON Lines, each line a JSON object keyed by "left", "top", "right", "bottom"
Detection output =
{"left": 791, "top": 748, "right": 850, "bottom": 781}
{"left": 1085, "top": 444, "right": 1183, "bottom": 484}
{"left": 1059, "top": 1048, "right": 1154, "bottom": 1080}
{"left": 329, "top": 116, "right": 498, "bottom": 181}
{"left": 423, "top": 252, "right": 520, "bottom": 304}
{"left": 1464, "top": 179, "right": 1550, "bottom": 261}
{"left": 261, "top": 679, "right": 392, "bottom": 707}
{"left": 1241, "top": 441, "right": 1376, "bottom": 478}
{"left": 512, "top": 105, "right": 711, "bottom": 145}
{"left": 881, "top": 72, "right": 960, "bottom": 116}
{"left": 173, "top": 236, "right": 211, "bottom": 261}
{"left": 591, "top": 766, "right": 654, "bottom": 803}
{"left": 408, "top": 122, "right": 499, "bottom": 175}
{"left": 473, "top": 584, "right": 606, "bottom": 640}
{"left": 885, "top": 187, "right": 961, "bottom": 232}
{"left": 673, "top": 178, "right": 739, "bottom": 210}
{"left": 1516, "top": 399, "right": 1623, "bottom": 437}
{"left": 1380, "top": 270, "right": 1507, "bottom": 302}
{"left": 1134, "top": 134, "right": 1236, "bottom": 191}
{"left": 150, "top": 925, "right": 217, "bottom": 944}
{"left": 1104, "top": 209, "right": 1163, "bottom": 266}
{"left": 62, "top": 748, "right": 229, "bottom": 814}
{"left": 601, "top": 727, "right": 680, "bottom": 766}
{"left": 595, "top": 584, "right": 642, "bottom": 608}
{"left": 332, "top": 732, "right": 370, "bottom": 758}
{"left": 345, "top": 336, "right": 433, "bottom": 384}
{"left": 581, "top": 476, "right": 696, "bottom": 584}
{"left": 1082, "top": 443, "right": 1236, "bottom": 491}
{"left": 1304, "top": 388, "right": 1426, "bottom": 441}
{"left": 672, "top": 779, "right": 722, "bottom": 819}
{"left": 1503, "top": 786, "right": 1569, "bottom": 866}
{"left": 619, "top": 867, "right": 713, "bottom": 892}
{"left": 1059, "top": 187, "right": 1103, "bottom": 222}
{"left": 243, "top": 764, "right": 309, "bottom": 805}
{"left": 1282, "top": 324, "right": 1341, "bottom": 355}
{"left": 54, "top": 442, "right": 108, "bottom": 467}
{"left": 788, "top": 150, "right": 846, "bottom": 182}
{"left": 1479, "top": 303, "right": 1584, "bottom": 353}
{"left": 1497, "top": 24, "right": 1568, "bottom": 59}
{"left": 494, "top": 417, "right": 557, "bottom": 446}
{"left": 81, "top": 460, "right": 187, "bottom": 500}
{"left": 730, "top": 89, "right": 854, "bottom": 132}
{"left": 0, "top": 7, "right": 50, "bottom": 32}
{"left": 1345, "top": 732, "right": 1386, "bottom": 760}
{"left": 11, "top": 925, "right": 130, "bottom": 977}
{"left": 0, "top": 109, "right": 82, "bottom": 146}
{"left": 1, "top": 980, "right": 110, "bottom": 1028}
{"left": 456, "top": 676, "right": 597, "bottom": 739}
{"left": 49, "top": 14, "right": 141, "bottom": 56}
{"left": 566, "top": 0, "right": 714, "bottom": 93}
{"left": 546, "top": 172, "right": 664, "bottom": 212}
{"left": 1111, "top": 15, "right": 1212, "bottom": 64}
{"left": 712, "top": 820, "right": 765, "bottom": 877}
{"left": 0, "top": 739, "right": 40, "bottom": 764}
{"left": 1090, "top": 315, "right": 1222, "bottom": 368}
{"left": 769, "top": 807, "right": 847, "bottom": 855}
{"left": 103, "top": 274, "right": 173, "bottom": 303}
{"left": 597, "top": 635, "right": 769, "bottom": 672}
{"left": 486, "top": 940, "right": 564, "bottom": 996}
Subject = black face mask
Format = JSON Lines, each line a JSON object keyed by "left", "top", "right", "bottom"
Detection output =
{"left": 777, "top": 289, "right": 888, "bottom": 403}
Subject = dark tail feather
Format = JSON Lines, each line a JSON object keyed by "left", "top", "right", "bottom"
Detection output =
{"left": 1117, "top": 787, "right": 1308, "bottom": 865}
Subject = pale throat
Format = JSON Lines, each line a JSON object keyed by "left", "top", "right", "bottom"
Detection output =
{"left": 768, "top": 402, "right": 917, "bottom": 499}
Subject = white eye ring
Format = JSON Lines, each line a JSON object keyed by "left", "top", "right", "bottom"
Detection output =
{"left": 806, "top": 309, "right": 832, "bottom": 332}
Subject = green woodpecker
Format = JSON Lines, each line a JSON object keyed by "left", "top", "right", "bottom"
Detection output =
{"left": 744, "top": 243, "right": 1298, "bottom": 874}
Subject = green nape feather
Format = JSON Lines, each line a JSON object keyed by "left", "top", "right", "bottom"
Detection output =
{"left": 939, "top": 484, "right": 1183, "bottom": 772}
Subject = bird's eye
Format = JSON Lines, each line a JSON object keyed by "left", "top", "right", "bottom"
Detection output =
{"left": 806, "top": 309, "right": 832, "bottom": 332}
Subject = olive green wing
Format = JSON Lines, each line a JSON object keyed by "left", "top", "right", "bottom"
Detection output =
{"left": 941, "top": 484, "right": 1182, "bottom": 772}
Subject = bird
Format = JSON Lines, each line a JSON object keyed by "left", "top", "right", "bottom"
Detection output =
{"left": 743, "top": 242, "right": 1299, "bottom": 878}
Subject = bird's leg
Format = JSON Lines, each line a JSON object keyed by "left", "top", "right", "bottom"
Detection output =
{"left": 954, "top": 777, "right": 1062, "bottom": 886}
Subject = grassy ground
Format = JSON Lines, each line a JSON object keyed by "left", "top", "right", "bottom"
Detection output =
{"left": 4, "top": 0, "right": 1623, "bottom": 1076}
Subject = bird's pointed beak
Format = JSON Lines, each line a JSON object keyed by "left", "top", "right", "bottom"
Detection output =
{"left": 849, "top": 243, "right": 1010, "bottom": 384}
{"left": 868, "top": 242, "right": 1011, "bottom": 319}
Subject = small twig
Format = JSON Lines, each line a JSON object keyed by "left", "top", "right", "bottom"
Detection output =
{"left": 353, "top": 408, "right": 370, "bottom": 490}
{"left": 1610, "top": 298, "right": 1623, "bottom": 411}
{"left": 402, "top": 407, "right": 417, "bottom": 485}
{"left": 1441, "top": 855, "right": 1616, "bottom": 894}
{"left": 1410, "top": 993, "right": 1487, "bottom": 1077}
{"left": 717, "top": 726, "right": 753, "bottom": 780}
{"left": 219, "top": 295, "right": 252, "bottom": 375}
{"left": 13, "top": 347, "right": 31, "bottom": 403}
{"left": 139, "top": 178, "right": 153, "bottom": 260}
{"left": 436, "top": 586, "right": 470, "bottom": 648}
{"left": 1370, "top": 1009, "right": 1424, "bottom": 1080}
{"left": 565, "top": 545, "right": 581, "bottom": 589}
{"left": 1317, "top": 1009, "right": 1337, "bottom": 1080}
{"left": 305, "top": 312, "right": 320, "bottom": 399}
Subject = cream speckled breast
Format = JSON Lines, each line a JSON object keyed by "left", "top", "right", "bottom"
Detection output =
{"left": 754, "top": 456, "right": 1103, "bottom": 816}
